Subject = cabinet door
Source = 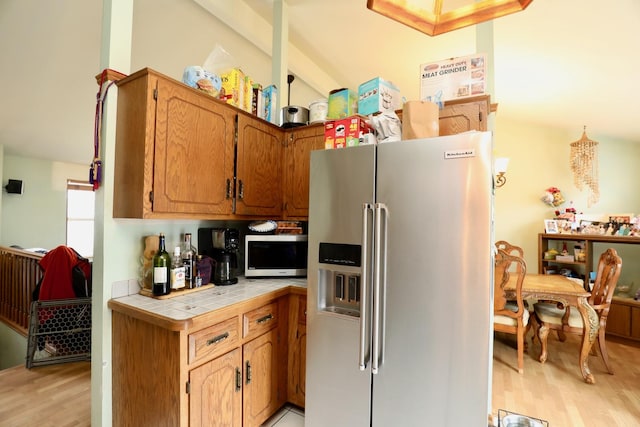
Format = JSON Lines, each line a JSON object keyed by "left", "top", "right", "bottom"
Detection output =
{"left": 243, "top": 329, "right": 280, "bottom": 427}
{"left": 153, "top": 77, "right": 236, "bottom": 215}
{"left": 288, "top": 295, "right": 307, "bottom": 408}
{"left": 631, "top": 306, "right": 640, "bottom": 339}
{"left": 606, "top": 301, "right": 631, "bottom": 337}
{"left": 292, "top": 322, "right": 306, "bottom": 407}
{"left": 283, "top": 125, "right": 325, "bottom": 218}
{"left": 439, "top": 97, "right": 488, "bottom": 135}
{"left": 190, "top": 347, "right": 242, "bottom": 427}
{"left": 236, "top": 115, "right": 285, "bottom": 216}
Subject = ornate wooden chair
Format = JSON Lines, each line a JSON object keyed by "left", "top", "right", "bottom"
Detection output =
{"left": 494, "top": 248, "right": 529, "bottom": 374}
{"left": 495, "top": 240, "right": 533, "bottom": 331}
{"left": 495, "top": 240, "right": 524, "bottom": 262}
{"left": 533, "top": 248, "right": 622, "bottom": 374}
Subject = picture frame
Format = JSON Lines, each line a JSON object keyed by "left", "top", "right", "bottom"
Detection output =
{"left": 544, "top": 219, "right": 559, "bottom": 234}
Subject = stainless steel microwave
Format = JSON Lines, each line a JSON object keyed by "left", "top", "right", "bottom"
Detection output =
{"left": 245, "top": 234, "right": 308, "bottom": 277}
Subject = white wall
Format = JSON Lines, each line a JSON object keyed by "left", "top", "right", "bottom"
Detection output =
{"left": 1, "top": 155, "right": 87, "bottom": 249}
{"left": 494, "top": 116, "right": 640, "bottom": 290}
{"left": 131, "top": 0, "right": 323, "bottom": 113}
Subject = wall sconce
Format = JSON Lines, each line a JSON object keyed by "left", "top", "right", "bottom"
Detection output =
{"left": 494, "top": 157, "right": 509, "bottom": 188}
{"left": 366, "top": 0, "right": 533, "bottom": 36}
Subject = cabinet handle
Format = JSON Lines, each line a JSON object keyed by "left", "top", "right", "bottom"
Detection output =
{"left": 256, "top": 313, "right": 273, "bottom": 324}
{"left": 235, "top": 367, "right": 242, "bottom": 391}
{"left": 206, "top": 332, "right": 229, "bottom": 346}
{"left": 245, "top": 360, "right": 252, "bottom": 384}
{"left": 225, "top": 179, "right": 232, "bottom": 199}
{"left": 238, "top": 180, "right": 244, "bottom": 199}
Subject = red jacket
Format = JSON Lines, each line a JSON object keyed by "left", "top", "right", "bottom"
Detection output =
{"left": 38, "top": 245, "right": 80, "bottom": 301}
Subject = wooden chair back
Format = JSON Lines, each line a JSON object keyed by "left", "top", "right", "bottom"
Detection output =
{"left": 589, "top": 248, "right": 622, "bottom": 322}
{"left": 494, "top": 249, "right": 527, "bottom": 316}
{"left": 495, "top": 240, "right": 524, "bottom": 274}
{"left": 494, "top": 248, "right": 528, "bottom": 373}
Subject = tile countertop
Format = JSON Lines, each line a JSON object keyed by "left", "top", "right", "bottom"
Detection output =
{"left": 110, "top": 277, "right": 307, "bottom": 322}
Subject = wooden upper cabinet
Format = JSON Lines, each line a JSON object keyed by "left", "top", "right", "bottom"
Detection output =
{"left": 153, "top": 77, "right": 235, "bottom": 215}
{"left": 113, "top": 68, "right": 235, "bottom": 219}
{"left": 283, "top": 124, "right": 325, "bottom": 219}
{"left": 235, "top": 114, "right": 285, "bottom": 217}
{"left": 438, "top": 95, "right": 491, "bottom": 136}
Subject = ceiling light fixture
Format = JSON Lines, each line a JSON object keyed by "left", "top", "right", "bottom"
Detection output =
{"left": 366, "top": 0, "right": 533, "bottom": 36}
{"left": 570, "top": 126, "right": 599, "bottom": 207}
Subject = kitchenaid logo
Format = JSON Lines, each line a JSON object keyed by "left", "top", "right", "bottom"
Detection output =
{"left": 444, "top": 149, "right": 475, "bottom": 159}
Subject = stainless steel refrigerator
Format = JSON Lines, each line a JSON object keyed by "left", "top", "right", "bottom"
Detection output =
{"left": 306, "top": 132, "right": 494, "bottom": 426}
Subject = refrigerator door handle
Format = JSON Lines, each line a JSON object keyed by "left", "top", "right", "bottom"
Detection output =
{"left": 359, "top": 203, "right": 373, "bottom": 371}
{"left": 372, "top": 202, "right": 388, "bottom": 374}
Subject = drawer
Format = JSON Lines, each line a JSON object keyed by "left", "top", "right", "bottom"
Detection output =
{"left": 298, "top": 297, "right": 307, "bottom": 325}
{"left": 243, "top": 302, "right": 278, "bottom": 340}
{"left": 188, "top": 316, "right": 239, "bottom": 365}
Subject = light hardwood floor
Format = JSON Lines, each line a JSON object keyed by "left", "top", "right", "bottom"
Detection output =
{"left": 0, "top": 360, "right": 90, "bottom": 426}
{"left": 492, "top": 331, "right": 640, "bottom": 426}
{"left": 1, "top": 334, "right": 638, "bottom": 426}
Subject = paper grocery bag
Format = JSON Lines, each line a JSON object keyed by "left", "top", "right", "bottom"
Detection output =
{"left": 401, "top": 101, "right": 440, "bottom": 140}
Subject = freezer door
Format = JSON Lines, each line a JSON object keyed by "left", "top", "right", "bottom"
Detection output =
{"left": 371, "top": 133, "right": 494, "bottom": 426}
{"left": 306, "top": 145, "right": 376, "bottom": 427}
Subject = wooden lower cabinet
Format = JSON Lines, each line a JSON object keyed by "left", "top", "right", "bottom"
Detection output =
{"left": 243, "top": 328, "right": 281, "bottom": 427}
{"left": 190, "top": 348, "right": 243, "bottom": 427}
{"left": 287, "top": 295, "right": 307, "bottom": 407}
{"left": 607, "top": 297, "right": 640, "bottom": 341}
{"left": 111, "top": 291, "right": 301, "bottom": 426}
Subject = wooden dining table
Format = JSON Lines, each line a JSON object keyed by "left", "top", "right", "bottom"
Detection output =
{"left": 504, "top": 273, "right": 599, "bottom": 384}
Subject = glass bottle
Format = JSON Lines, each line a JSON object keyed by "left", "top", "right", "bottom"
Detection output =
{"left": 195, "top": 254, "right": 204, "bottom": 288}
{"left": 152, "top": 233, "right": 171, "bottom": 296}
{"left": 182, "top": 233, "right": 197, "bottom": 289}
{"left": 170, "top": 246, "right": 185, "bottom": 290}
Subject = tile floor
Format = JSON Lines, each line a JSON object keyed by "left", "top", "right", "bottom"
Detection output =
{"left": 261, "top": 405, "right": 305, "bottom": 427}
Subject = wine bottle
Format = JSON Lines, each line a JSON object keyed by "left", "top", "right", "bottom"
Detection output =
{"left": 182, "top": 233, "right": 196, "bottom": 289}
{"left": 170, "top": 246, "right": 185, "bottom": 290}
{"left": 152, "top": 233, "right": 171, "bottom": 296}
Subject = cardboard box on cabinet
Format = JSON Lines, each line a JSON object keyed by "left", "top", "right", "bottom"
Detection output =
{"left": 327, "top": 88, "right": 358, "bottom": 120}
{"left": 324, "top": 115, "right": 374, "bottom": 149}
{"left": 420, "top": 53, "right": 486, "bottom": 104}
{"left": 263, "top": 85, "right": 278, "bottom": 124}
{"left": 220, "top": 68, "right": 246, "bottom": 108}
{"left": 358, "top": 77, "right": 402, "bottom": 116}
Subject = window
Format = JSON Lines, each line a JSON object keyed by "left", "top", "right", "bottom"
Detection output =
{"left": 66, "top": 180, "right": 95, "bottom": 258}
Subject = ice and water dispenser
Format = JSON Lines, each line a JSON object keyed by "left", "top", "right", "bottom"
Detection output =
{"left": 317, "top": 243, "right": 362, "bottom": 318}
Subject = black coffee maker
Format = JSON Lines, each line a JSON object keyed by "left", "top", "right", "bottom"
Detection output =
{"left": 210, "top": 228, "right": 239, "bottom": 285}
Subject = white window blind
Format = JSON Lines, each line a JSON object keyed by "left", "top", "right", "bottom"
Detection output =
{"left": 66, "top": 180, "right": 95, "bottom": 258}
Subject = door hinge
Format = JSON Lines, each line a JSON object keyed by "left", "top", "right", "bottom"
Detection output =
{"left": 149, "top": 191, "right": 154, "bottom": 204}
{"left": 153, "top": 88, "right": 158, "bottom": 100}
{"left": 296, "top": 329, "right": 299, "bottom": 339}
{"left": 186, "top": 381, "right": 190, "bottom": 394}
